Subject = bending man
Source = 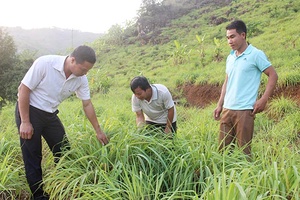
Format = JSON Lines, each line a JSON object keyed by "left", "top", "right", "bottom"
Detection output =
{"left": 15, "top": 45, "right": 109, "bottom": 200}
{"left": 130, "top": 76, "right": 177, "bottom": 134}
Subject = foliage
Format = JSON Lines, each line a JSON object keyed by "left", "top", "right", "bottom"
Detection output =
{"left": 0, "top": 29, "right": 34, "bottom": 106}
{"left": 90, "top": 0, "right": 300, "bottom": 90}
{"left": 1, "top": 0, "right": 300, "bottom": 199}
{"left": 0, "top": 95, "right": 299, "bottom": 199}
{"left": 0, "top": 29, "right": 18, "bottom": 106}
{"left": 196, "top": 34, "right": 206, "bottom": 67}
{"left": 136, "top": 0, "right": 231, "bottom": 43}
{"left": 88, "top": 68, "right": 112, "bottom": 94}
{"left": 170, "top": 40, "right": 191, "bottom": 65}
{"left": 213, "top": 37, "right": 223, "bottom": 62}
{"left": 2, "top": 54, "right": 34, "bottom": 103}
{"left": 103, "top": 24, "right": 125, "bottom": 46}
{"left": 266, "top": 96, "right": 299, "bottom": 120}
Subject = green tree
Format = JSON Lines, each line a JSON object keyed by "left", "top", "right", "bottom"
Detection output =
{"left": 104, "top": 24, "right": 124, "bottom": 46}
{"left": 0, "top": 28, "right": 33, "bottom": 106}
{"left": 3, "top": 51, "right": 34, "bottom": 102}
{"left": 0, "top": 28, "right": 17, "bottom": 104}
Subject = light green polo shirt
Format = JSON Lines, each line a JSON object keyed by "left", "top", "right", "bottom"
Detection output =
{"left": 224, "top": 44, "right": 271, "bottom": 110}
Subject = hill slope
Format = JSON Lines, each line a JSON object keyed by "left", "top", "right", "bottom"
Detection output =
{"left": 2, "top": 26, "right": 102, "bottom": 56}
{"left": 90, "top": 0, "right": 300, "bottom": 106}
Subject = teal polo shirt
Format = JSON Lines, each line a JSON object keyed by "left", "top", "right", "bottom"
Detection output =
{"left": 224, "top": 44, "right": 271, "bottom": 110}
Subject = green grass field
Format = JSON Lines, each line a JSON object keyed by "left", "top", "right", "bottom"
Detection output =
{"left": 1, "top": 89, "right": 299, "bottom": 199}
{"left": 1, "top": 0, "right": 300, "bottom": 199}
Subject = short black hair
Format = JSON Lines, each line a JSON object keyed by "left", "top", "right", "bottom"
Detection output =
{"left": 130, "top": 76, "right": 151, "bottom": 93}
{"left": 70, "top": 45, "right": 96, "bottom": 64}
{"left": 226, "top": 20, "right": 247, "bottom": 37}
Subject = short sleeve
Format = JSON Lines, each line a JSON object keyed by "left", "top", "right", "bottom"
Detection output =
{"left": 163, "top": 89, "right": 175, "bottom": 110}
{"left": 256, "top": 50, "right": 271, "bottom": 72}
{"left": 21, "top": 57, "right": 46, "bottom": 90}
{"left": 75, "top": 76, "right": 91, "bottom": 100}
{"left": 131, "top": 94, "right": 142, "bottom": 112}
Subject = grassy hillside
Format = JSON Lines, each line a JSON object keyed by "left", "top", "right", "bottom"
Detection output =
{"left": 1, "top": 0, "right": 300, "bottom": 199}
{"left": 91, "top": 0, "right": 300, "bottom": 95}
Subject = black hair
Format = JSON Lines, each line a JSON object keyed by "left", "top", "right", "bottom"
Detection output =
{"left": 226, "top": 20, "right": 247, "bottom": 38}
{"left": 130, "top": 76, "right": 151, "bottom": 93}
{"left": 70, "top": 45, "right": 96, "bottom": 64}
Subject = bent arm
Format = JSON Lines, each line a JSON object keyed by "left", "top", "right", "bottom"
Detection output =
{"left": 135, "top": 110, "right": 145, "bottom": 127}
{"left": 165, "top": 106, "right": 175, "bottom": 133}
{"left": 253, "top": 66, "right": 278, "bottom": 114}
{"left": 82, "top": 99, "right": 109, "bottom": 145}
{"left": 261, "top": 66, "right": 278, "bottom": 100}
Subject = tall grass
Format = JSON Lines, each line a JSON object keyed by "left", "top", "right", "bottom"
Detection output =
{"left": 1, "top": 0, "right": 300, "bottom": 199}
{"left": 1, "top": 93, "right": 299, "bottom": 199}
{"left": 0, "top": 105, "right": 29, "bottom": 199}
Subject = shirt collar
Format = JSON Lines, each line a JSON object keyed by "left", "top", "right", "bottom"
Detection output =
{"left": 230, "top": 44, "right": 253, "bottom": 57}
{"left": 53, "top": 56, "right": 77, "bottom": 79}
{"left": 53, "top": 56, "right": 68, "bottom": 72}
{"left": 151, "top": 85, "right": 158, "bottom": 100}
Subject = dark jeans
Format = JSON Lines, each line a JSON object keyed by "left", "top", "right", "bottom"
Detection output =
{"left": 15, "top": 103, "right": 69, "bottom": 199}
{"left": 145, "top": 121, "right": 177, "bottom": 133}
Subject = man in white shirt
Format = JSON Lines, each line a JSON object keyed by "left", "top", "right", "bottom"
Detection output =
{"left": 15, "top": 45, "right": 109, "bottom": 200}
{"left": 130, "top": 76, "right": 177, "bottom": 135}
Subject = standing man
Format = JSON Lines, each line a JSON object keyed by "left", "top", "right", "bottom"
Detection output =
{"left": 213, "top": 20, "right": 278, "bottom": 157}
{"left": 130, "top": 76, "right": 177, "bottom": 134}
{"left": 15, "top": 45, "right": 109, "bottom": 200}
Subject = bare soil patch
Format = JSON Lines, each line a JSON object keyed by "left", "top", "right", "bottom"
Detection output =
{"left": 181, "top": 83, "right": 300, "bottom": 108}
{"left": 181, "top": 84, "right": 221, "bottom": 108}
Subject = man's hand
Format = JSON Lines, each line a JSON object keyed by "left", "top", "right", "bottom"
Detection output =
{"left": 19, "top": 122, "right": 34, "bottom": 139}
{"left": 252, "top": 97, "right": 268, "bottom": 115}
{"left": 164, "top": 126, "right": 171, "bottom": 134}
{"left": 214, "top": 106, "right": 223, "bottom": 120}
{"left": 96, "top": 132, "right": 109, "bottom": 146}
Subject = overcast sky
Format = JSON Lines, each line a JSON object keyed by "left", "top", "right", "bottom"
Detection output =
{"left": 0, "top": 0, "right": 142, "bottom": 33}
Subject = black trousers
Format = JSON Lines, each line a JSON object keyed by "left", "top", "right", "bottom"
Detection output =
{"left": 145, "top": 121, "right": 177, "bottom": 133}
{"left": 15, "top": 103, "right": 69, "bottom": 198}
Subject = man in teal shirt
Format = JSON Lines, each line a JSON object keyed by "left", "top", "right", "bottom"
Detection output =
{"left": 214, "top": 20, "right": 278, "bottom": 157}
